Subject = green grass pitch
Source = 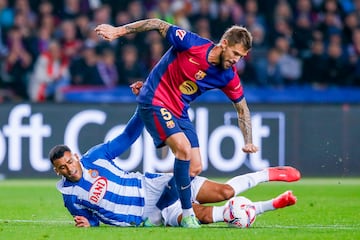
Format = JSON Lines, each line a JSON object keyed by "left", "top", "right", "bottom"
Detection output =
{"left": 0, "top": 178, "right": 359, "bottom": 240}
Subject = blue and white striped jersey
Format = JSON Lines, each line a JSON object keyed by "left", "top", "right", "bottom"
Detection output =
{"left": 56, "top": 111, "right": 147, "bottom": 226}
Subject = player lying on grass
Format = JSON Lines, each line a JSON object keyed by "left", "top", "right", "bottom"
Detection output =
{"left": 49, "top": 113, "right": 301, "bottom": 227}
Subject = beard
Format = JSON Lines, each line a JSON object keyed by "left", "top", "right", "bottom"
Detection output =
{"left": 219, "top": 50, "right": 232, "bottom": 69}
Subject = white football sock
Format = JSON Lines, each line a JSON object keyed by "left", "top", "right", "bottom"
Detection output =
{"left": 182, "top": 208, "right": 195, "bottom": 217}
{"left": 253, "top": 200, "right": 275, "bottom": 215}
{"left": 225, "top": 170, "right": 269, "bottom": 196}
{"left": 212, "top": 206, "right": 226, "bottom": 222}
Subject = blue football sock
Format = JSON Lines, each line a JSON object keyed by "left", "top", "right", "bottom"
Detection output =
{"left": 174, "top": 158, "right": 192, "bottom": 210}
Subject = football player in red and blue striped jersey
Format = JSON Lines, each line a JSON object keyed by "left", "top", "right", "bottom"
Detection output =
{"left": 95, "top": 19, "right": 259, "bottom": 228}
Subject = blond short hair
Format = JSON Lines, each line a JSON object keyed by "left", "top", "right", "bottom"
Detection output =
{"left": 221, "top": 26, "right": 253, "bottom": 51}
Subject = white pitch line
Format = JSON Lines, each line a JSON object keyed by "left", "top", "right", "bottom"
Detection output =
{"left": 259, "top": 224, "right": 360, "bottom": 230}
{"left": 0, "top": 219, "right": 73, "bottom": 224}
{"left": 1, "top": 220, "right": 359, "bottom": 230}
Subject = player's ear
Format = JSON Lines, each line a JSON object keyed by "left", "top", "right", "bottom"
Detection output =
{"left": 220, "top": 39, "right": 228, "bottom": 50}
{"left": 53, "top": 167, "right": 60, "bottom": 176}
{"left": 74, "top": 153, "right": 80, "bottom": 161}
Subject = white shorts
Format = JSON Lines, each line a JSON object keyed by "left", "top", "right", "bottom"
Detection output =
{"left": 142, "top": 173, "right": 207, "bottom": 226}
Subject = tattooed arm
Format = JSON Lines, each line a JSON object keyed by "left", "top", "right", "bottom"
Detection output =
{"left": 94, "top": 18, "right": 171, "bottom": 41}
{"left": 233, "top": 98, "right": 259, "bottom": 153}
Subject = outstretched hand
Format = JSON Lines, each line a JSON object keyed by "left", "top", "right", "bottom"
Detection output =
{"left": 130, "top": 81, "right": 144, "bottom": 96}
{"left": 74, "top": 215, "right": 90, "bottom": 227}
{"left": 242, "top": 143, "right": 259, "bottom": 153}
{"left": 95, "top": 24, "right": 124, "bottom": 41}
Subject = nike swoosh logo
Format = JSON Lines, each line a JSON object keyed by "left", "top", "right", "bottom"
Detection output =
{"left": 180, "top": 184, "right": 191, "bottom": 190}
{"left": 189, "top": 58, "right": 200, "bottom": 65}
{"left": 234, "top": 83, "right": 241, "bottom": 90}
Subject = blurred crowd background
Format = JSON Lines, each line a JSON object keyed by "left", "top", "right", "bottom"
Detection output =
{"left": 1, "top": 0, "right": 360, "bottom": 102}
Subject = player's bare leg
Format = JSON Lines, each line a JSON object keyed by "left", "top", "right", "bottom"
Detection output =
{"left": 189, "top": 147, "right": 202, "bottom": 177}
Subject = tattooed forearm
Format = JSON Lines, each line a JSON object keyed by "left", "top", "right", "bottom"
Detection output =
{"left": 234, "top": 100, "right": 253, "bottom": 144}
{"left": 238, "top": 111, "right": 253, "bottom": 144}
{"left": 124, "top": 18, "right": 170, "bottom": 37}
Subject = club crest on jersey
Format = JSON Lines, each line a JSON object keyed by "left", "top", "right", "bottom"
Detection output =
{"left": 89, "top": 169, "right": 99, "bottom": 178}
{"left": 195, "top": 70, "right": 206, "bottom": 80}
{"left": 179, "top": 80, "right": 198, "bottom": 95}
{"left": 166, "top": 120, "right": 175, "bottom": 129}
{"left": 175, "top": 29, "right": 186, "bottom": 41}
{"left": 89, "top": 177, "right": 108, "bottom": 204}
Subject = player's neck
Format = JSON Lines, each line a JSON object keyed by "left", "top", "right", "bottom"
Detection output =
{"left": 208, "top": 45, "right": 222, "bottom": 66}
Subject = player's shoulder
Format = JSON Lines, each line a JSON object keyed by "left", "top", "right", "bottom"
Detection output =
{"left": 221, "top": 66, "right": 238, "bottom": 80}
{"left": 169, "top": 25, "right": 211, "bottom": 45}
{"left": 56, "top": 177, "right": 68, "bottom": 192}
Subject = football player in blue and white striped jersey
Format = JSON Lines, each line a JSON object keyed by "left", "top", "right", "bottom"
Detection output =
{"left": 50, "top": 109, "right": 300, "bottom": 228}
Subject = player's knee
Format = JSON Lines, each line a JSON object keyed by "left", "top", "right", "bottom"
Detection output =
{"left": 173, "top": 143, "right": 192, "bottom": 159}
{"left": 221, "top": 185, "right": 235, "bottom": 200}
{"left": 190, "top": 165, "right": 202, "bottom": 177}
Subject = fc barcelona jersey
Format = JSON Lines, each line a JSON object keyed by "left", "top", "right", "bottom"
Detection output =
{"left": 137, "top": 25, "right": 244, "bottom": 119}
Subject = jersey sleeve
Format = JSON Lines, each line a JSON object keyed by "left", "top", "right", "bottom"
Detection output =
{"left": 82, "top": 109, "right": 144, "bottom": 162}
{"left": 63, "top": 194, "right": 100, "bottom": 227}
{"left": 221, "top": 67, "right": 245, "bottom": 103}
{"left": 166, "top": 25, "right": 210, "bottom": 51}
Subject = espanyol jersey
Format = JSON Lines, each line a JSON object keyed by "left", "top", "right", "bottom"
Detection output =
{"left": 137, "top": 25, "right": 244, "bottom": 119}
{"left": 56, "top": 112, "right": 146, "bottom": 227}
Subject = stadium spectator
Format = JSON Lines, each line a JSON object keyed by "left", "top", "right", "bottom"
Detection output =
{"left": 148, "top": 0, "right": 175, "bottom": 24}
{"left": 29, "top": 40, "right": 70, "bottom": 101}
{"left": 2, "top": 26, "right": 32, "bottom": 100}
{"left": 69, "top": 44, "right": 102, "bottom": 86}
{"left": 244, "top": 0, "right": 265, "bottom": 27}
{"left": 255, "top": 47, "right": 283, "bottom": 86}
{"left": 0, "top": 0, "right": 14, "bottom": 30}
{"left": 1, "top": 0, "right": 360, "bottom": 102}
{"left": 74, "top": 13, "right": 91, "bottom": 41}
{"left": 323, "top": 37, "right": 352, "bottom": 86}
{"left": 116, "top": 44, "right": 146, "bottom": 86}
{"left": 189, "top": 0, "right": 218, "bottom": 25}
{"left": 59, "top": 0, "right": 82, "bottom": 20}
{"left": 342, "top": 11, "right": 359, "bottom": 45}
{"left": 211, "top": 1, "right": 234, "bottom": 41}
{"left": 170, "top": 0, "right": 191, "bottom": 30}
{"left": 33, "top": 25, "right": 52, "bottom": 58}
{"left": 95, "top": 18, "right": 259, "bottom": 228}
{"left": 144, "top": 35, "right": 166, "bottom": 70}
{"left": 301, "top": 39, "right": 328, "bottom": 88}
{"left": 14, "top": 0, "right": 37, "bottom": 30}
{"left": 193, "top": 17, "right": 211, "bottom": 39}
{"left": 92, "top": 4, "right": 112, "bottom": 26}
{"left": 37, "top": 0, "right": 59, "bottom": 28}
{"left": 316, "top": 10, "right": 343, "bottom": 44}
{"left": 127, "top": 0, "right": 146, "bottom": 22}
{"left": 293, "top": 0, "right": 319, "bottom": 25}
{"left": 292, "top": 13, "right": 314, "bottom": 59}
{"left": 57, "top": 20, "right": 82, "bottom": 60}
{"left": 275, "top": 36, "right": 302, "bottom": 85}
{"left": 114, "top": 11, "right": 146, "bottom": 57}
{"left": 49, "top": 109, "right": 300, "bottom": 227}
{"left": 348, "top": 28, "right": 360, "bottom": 86}
{"left": 96, "top": 46, "right": 119, "bottom": 87}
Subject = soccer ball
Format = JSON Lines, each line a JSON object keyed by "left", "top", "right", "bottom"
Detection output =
{"left": 223, "top": 196, "right": 256, "bottom": 228}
